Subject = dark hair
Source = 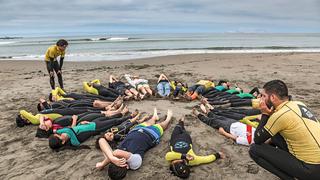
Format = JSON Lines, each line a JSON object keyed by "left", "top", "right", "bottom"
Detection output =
{"left": 56, "top": 39, "right": 68, "bottom": 47}
{"left": 48, "top": 135, "right": 63, "bottom": 149}
{"left": 48, "top": 93, "right": 53, "bottom": 102}
{"left": 36, "top": 128, "right": 53, "bottom": 138}
{"left": 108, "top": 163, "right": 127, "bottom": 180}
{"left": 170, "top": 161, "right": 190, "bottom": 179}
{"left": 263, "top": 80, "right": 288, "bottom": 100}
{"left": 249, "top": 87, "right": 260, "bottom": 95}
{"left": 16, "top": 115, "right": 27, "bottom": 127}
{"left": 218, "top": 80, "right": 228, "bottom": 86}
{"left": 37, "top": 103, "right": 43, "bottom": 112}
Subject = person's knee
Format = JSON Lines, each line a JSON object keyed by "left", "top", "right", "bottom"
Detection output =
{"left": 249, "top": 144, "right": 260, "bottom": 160}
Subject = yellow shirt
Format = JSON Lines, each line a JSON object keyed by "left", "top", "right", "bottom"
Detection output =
{"left": 45, "top": 45, "right": 65, "bottom": 61}
{"left": 196, "top": 80, "right": 215, "bottom": 90}
{"left": 264, "top": 101, "right": 320, "bottom": 164}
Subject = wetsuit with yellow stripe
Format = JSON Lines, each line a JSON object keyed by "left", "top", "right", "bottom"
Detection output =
{"left": 165, "top": 121, "right": 220, "bottom": 166}
{"left": 83, "top": 79, "right": 119, "bottom": 98}
{"left": 251, "top": 100, "right": 320, "bottom": 179}
{"left": 19, "top": 108, "right": 96, "bottom": 125}
{"left": 45, "top": 45, "right": 65, "bottom": 89}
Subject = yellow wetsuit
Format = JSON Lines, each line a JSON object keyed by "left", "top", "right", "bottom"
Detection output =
{"left": 239, "top": 114, "right": 261, "bottom": 128}
{"left": 264, "top": 101, "right": 320, "bottom": 164}
{"left": 166, "top": 145, "right": 217, "bottom": 166}
{"left": 20, "top": 110, "right": 62, "bottom": 125}
{"left": 165, "top": 124, "right": 218, "bottom": 166}
{"left": 196, "top": 80, "right": 215, "bottom": 90}
{"left": 51, "top": 87, "right": 73, "bottom": 101}
{"left": 170, "top": 81, "right": 188, "bottom": 92}
{"left": 83, "top": 79, "right": 101, "bottom": 95}
{"left": 45, "top": 45, "right": 65, "bottom": 61}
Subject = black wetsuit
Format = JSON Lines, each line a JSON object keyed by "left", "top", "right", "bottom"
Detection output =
{"left": 208, "top": 108, "right": 260, "bottom": 120}
{"left": 93, "top": 84, "right": 119, "bottom": 98}
{"left": 46, "top": 60, "right": 63, "bottom": 89}
{"left": 198, "top": 114, "right": 237, "bottom": 133}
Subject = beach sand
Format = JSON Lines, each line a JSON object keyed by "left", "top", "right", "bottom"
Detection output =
{"left": 0, "top": 53, "right": 319, "bottom": 180}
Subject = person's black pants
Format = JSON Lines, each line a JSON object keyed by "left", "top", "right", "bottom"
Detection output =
{"left": 94, "top": 115, "right": 131, "bottom": 133}
{"left": 66, "top": 93, "right": 116, "bottom": 101}
{"left": 93, "top": 84, "right": 119, "bottom": 98}
{"left": 46, "top": 61, "right": 63, "bottom": 89}
{"left": 198, "top": 114, "right": 236, "bottom": 133}
{"left": 170, "top": 121, "right": 192, "bottom": 146}
{"left": 249, "top": 143, "right": 320, "bottom": 180}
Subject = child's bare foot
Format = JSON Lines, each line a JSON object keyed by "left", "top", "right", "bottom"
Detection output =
{"left": 218, "top": 151, "right": 226, "bottom": 159}
{"left": 166, "top": 109, "right": 173, "bottom": 120}
{"left": 131, "top": 109, "right": 139, "bottom": 117}
{"left": 200, "top": 104, "right": 207, "bottom": 114}
{"left": 200, "top": 97, "right": 208, "bottom": 104}
{"left": 179, "top": 115, "right": 185, "bottom": 123}
{"left": 192, "top": 108, "right": 200, "bottom": 116}
{"left": 153, "top": 108, "right": 159, "bottom": 121}
{"left": 121, "top": 105, "right": 129, "bottom": 115}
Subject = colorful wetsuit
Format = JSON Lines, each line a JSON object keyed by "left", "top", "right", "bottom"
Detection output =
{"left": 165, "top": 121, "right": 219, "bottom": 165}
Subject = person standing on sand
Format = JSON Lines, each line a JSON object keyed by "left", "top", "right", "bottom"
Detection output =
{"left": 44, "top": 39, "right": 68, "bottom": 89}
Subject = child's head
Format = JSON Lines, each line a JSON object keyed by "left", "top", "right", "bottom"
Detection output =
{"left": 108, "top": 163, "right": 127, "bottom": 180}
{"left": 170, "top": 160, "right": 190, "bottom": 179}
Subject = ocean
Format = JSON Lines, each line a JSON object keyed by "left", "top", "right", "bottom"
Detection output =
{"left": 0, "top": 33, "right": 320, "bottom": 61}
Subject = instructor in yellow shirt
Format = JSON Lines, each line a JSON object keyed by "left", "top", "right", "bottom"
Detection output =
{"left": 45, "top": 39, "right": 68, "bottom": 89}
{"left": 250, "top": 80, "right": 320, "bottom": 180}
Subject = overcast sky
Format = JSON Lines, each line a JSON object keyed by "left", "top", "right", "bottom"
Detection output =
{"left": 1, "top": 0, "right": 319, "bottom": 36}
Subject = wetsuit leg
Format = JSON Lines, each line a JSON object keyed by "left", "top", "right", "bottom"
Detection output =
{"left": 197, "top": 114, "right": 236, "bottom": 132}
{"left": 229, "top": 108, "right": 261, "bottom": 116}
{"left": 210, "top": 110, "right": 246, "bottom": 120}
{"left": 41, "top": 108, "right": 95, "bottom": 116}
{"left": 93, "top": 84, "right": 119, "bottom": 98}
{"left": 52, "top": 60, "right": 63, "bottom": 89}
{"left": 249, "top": 143, "right": 320, "bottom": 180}
{"left": 229, "top": 99, "right": 252, "bottom": 107}
{"left": 78, "top": 113, "right": 105, "bottom": 122}
{"left": 94, "top": 115, "right": 132, "bottom": 132}
{"left": 46, "top": 61, "right": 55, "bottom": 89}
{"left": 170, "top": 121, "right": 192, "bottom": 146}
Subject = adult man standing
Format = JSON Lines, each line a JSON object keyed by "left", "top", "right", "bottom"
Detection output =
{"left": 249, "top": 80, "right": 320, "bottom": 180}
{"left": 45, "top": 39, "right": 68, "bottom": 89}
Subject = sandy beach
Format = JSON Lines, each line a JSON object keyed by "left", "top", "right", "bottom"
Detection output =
{"left": 0, "top": 52, "right": 320, "bottom": 180}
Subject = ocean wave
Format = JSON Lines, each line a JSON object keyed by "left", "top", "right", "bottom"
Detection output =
{"left": 3, "top": 47, "right": 320, "bottom": 61}
{"left": 0, "top": 41, "right": 16, "bottom": 45}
